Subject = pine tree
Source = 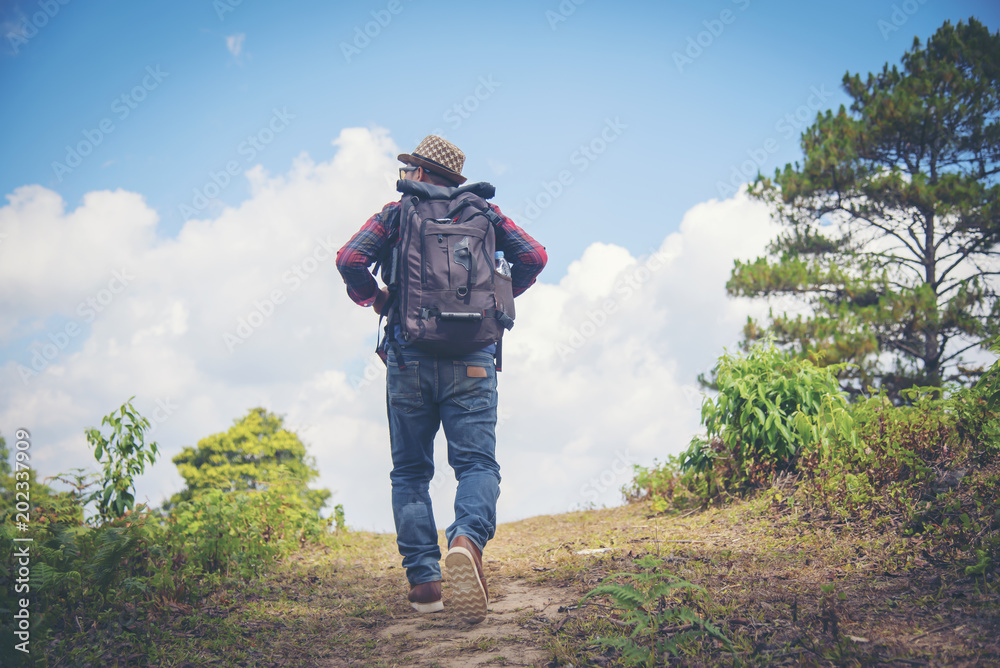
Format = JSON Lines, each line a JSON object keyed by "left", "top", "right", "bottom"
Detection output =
{"left": 730, "top": 18, "right": 1000, "bottom": 398}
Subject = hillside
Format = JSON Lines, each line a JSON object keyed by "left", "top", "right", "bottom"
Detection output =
{"left": 83, "top": 496, "right": 998, "bottom": 667}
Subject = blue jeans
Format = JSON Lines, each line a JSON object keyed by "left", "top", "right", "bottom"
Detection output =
{"left": 386, "top": 347, "right": 501, "bottom": 586}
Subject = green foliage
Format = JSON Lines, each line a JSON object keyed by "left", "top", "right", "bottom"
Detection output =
{"left": 0, "top": 432, "right": 10, "bottom": 478}
{"left": 1, "top": 403, "right": 345, "bottom": 667}
{"left": 85, "top": 396, "right": 160, "bottom": 522}
{"left": 695, "top": 340, "right": 853, "bottom": 492}
{"left": 581, "top": 555, "right": 731, "bottom": 665}
{"left": 164, "top": 484, "right": 332, "bottom": 577}
{"left": 974, "top": 335, "right": 1000, "bottom": 412}
{"left": 733, "top": 18, "right": 1000, "bottom": 400}
{"left": 333, "top": 503, "right": 347, "bottom": 532}
{"left": 632, "top": 339, "right": 999, "bottom": 575}
{"left": 633, "top": 382, "right": 998, "bottom": 577}
{"left": 170, "top": 407, "right": 330, "bottom": 513}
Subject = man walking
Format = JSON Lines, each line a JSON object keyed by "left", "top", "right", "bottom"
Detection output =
{"left": 336, "top": 135, "right": 547, "bottom": 623}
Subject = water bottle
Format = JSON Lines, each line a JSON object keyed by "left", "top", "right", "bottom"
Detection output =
{"left": 495, "top": 250, "right": 511, "bottom": 277}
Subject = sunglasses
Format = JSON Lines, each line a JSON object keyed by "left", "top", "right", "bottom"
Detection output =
{"left": 399, "top": 164, "right": 420, "bottom": 179}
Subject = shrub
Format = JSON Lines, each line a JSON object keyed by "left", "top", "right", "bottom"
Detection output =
{"left": 693, "top": 341, "right": 853, "bottom": 490}
{"left": 84, "top": 397, "right": 160, "bottom": 522}
{"left": 164, "top": 484, "right": 333, "bottom": 577}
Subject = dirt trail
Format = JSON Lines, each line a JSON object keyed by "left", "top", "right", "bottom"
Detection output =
{"left": 325, "top": 577, "right": 575, "bottom": 667}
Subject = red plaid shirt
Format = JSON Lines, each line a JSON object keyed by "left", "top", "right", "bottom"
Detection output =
{"left": 336, "top": 200, "right": 547, "bottom": 307}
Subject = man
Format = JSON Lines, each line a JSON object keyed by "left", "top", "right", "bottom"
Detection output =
{"left": 336, "top": 135, "right": 547, "bottom": 624}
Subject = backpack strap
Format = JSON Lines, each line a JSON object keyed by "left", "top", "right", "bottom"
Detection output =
{"left": 371, "top": 204, "right": 401, "bottom": 280}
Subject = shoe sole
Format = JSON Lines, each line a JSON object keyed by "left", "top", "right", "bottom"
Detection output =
{"left": 445, "top": 546, "right": 487, "bottom": 624}
{"left": 409, "top": 599, "right": 444, "bottom": 613}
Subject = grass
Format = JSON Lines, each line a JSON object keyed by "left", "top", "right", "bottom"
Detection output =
{"left": 34, "top": 495, "right": 999, "bottom": 667}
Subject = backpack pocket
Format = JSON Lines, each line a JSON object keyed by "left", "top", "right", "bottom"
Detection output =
{"left": 421, "top": 221, "right": 491, "bottom": 301}
{"left": 493, "top": 268, "right": 515, "bottom": 325}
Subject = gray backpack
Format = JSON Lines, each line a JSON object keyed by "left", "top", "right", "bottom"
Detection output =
{"left": 382, "top": 180, "right": 515, "bottom": 360}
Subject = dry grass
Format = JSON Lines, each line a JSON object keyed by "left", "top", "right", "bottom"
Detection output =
{"left": 68, "top": 498, "right": 998, "bottom": 667}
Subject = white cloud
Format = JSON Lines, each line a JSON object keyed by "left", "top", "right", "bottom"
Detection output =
{"left": 0, "top": 127, "right": 780, "bottom": 533}
{"left": 226, "top": 33, "right": 245, "bottom": 59}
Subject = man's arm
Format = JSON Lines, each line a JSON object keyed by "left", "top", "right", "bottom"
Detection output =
{"left": 488, "top": 204, "right": 547, "bottom": 297}
{"left": 335, "top": 202, "right": 398, "bottom": 307}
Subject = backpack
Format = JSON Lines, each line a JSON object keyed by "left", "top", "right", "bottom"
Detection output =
{"left": 380, "top": 180, "right": 515, "bottom": 361}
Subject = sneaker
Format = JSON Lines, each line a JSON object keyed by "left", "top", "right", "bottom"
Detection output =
{"left": 408, "top": 580, "right": 443, "bottom": 613}
{"left": 445, "top": 535, "right": 488, "bottom": 624}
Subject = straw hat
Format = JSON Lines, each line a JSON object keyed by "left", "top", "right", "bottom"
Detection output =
{"left": 398, "top": 135, "right": 467, "bottom": 184}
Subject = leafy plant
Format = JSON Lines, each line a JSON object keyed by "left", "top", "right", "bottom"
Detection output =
{"left": 974, "top": 335, "right": 1000, "bottom": 412}
{"left": 164, "top": 483, "right": 332, "bottom": 577}
{"left": 696, "top": 340, "right": 853, "bottom": 491}
{"left": 581, "top": 555, "right": 731, "bottom": 665}
{"left": 85, "top": 397, "right": 160, "bottom": 523}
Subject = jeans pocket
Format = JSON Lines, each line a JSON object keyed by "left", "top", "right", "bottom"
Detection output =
{"left": 451, "top": 362, "right": 497, "bottom": 411}
{"left": 388, "top": 361, "right": 424, "bottom": 413}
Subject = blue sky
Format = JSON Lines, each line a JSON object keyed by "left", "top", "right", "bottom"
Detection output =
{"left": 2, "top": 1, "right": 998, "bottom": 531}
{"left": 6, "top": 0, "right": 996, "bottom": 262}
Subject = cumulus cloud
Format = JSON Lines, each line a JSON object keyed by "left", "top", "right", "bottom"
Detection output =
{"left": 0, "top": 127, "right": 780, "bottom": 532}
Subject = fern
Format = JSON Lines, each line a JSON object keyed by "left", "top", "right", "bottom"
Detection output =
{"left": 88, "top": 525, "right": 145, "bottom": 590}
{"left": 582, "top": 556, "right": 732, "bottom": 665}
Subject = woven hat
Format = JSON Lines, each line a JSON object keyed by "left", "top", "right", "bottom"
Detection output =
{"left": 398, "top": 135, "right": 467, "bottom": 185}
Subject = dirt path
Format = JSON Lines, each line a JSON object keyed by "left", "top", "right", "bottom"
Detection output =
{"left": 320, "top": 577, "right": 575, "bottom": 667}
{"left": 224, "top": 503, "right": 996, "bottom": 667}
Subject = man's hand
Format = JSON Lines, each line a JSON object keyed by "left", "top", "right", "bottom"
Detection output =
{"left": 373, "top": 286, "right": 390, "bottom": 316}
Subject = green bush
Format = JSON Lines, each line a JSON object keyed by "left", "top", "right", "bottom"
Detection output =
{"left": 1, "top": 401, "right": 345, "bottom": 666}
{"left": 164, "top": 484, "right": 333, "bottom": 577}
{"left": 693, "top": 341, "right": 853, "bottom": 491}
{"left": 974, "top": 335, "right": 1000, "bottom": 412}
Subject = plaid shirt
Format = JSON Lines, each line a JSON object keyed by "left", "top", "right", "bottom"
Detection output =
{"left": 336, "top": 200, "right": 547, "bottom": 307}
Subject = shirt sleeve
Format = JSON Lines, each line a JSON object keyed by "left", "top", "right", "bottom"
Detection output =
{"left": 336, "top": 202, "right": 397, "bottom": 306}
{"left": 489, "top": 204, "right": 548, "bottom": 297}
